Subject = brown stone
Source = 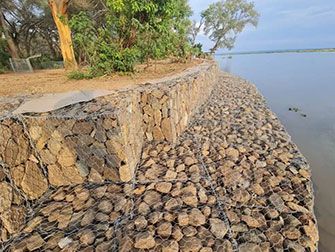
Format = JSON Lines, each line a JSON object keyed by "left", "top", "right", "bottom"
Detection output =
{"left": 184, "top": 157, "right": 197, "bottom": 166}
{"left": 58, "top": 237, "right": 73, "bottom": 249}
{"left": 0, "top": 182, "right": 12, "bottom": 213}
{"left": 226, "top": 147, "right": 239, "bottom": 160}
{"left": 81, "top": 209, "right": 95, "bottom": 226}
{"left": 143, "top": 190, "right": 161, "bottom": 205}
{"left": 172, "top": 226, "right": 183, "bottom": 241}
{"left": 96, "top": 241, "right": 113, "bottom": 252}
{"left": 10, "top": 165, "right": 25, "bottom": 186}
{"left": 287, "top": 202, "right": 310, "bottom": 213}
{"left": 209, "top": 218, "right": 228, "bottom": 239}
{"left": 48, "top": 164, "right": 71, "bottom": 186}
{"left": 0, "top": 169, "right": 6, "bottom": 181}
{"left": 98, "top": 200, "right": 113, "bottom": 214}
{"left": 232, "top": 189, "right": 250, "bottom": 204}
{"left": 269, "top": 193, "right": 286, "bottom": 212}
{"left": 40, "top": 149, "right": 56, "bottom": 164}
{"left": 239, "top": 243, "right": 262, "bottom": 252}
{"left": 152, "top": 126, "right": 165, "bottom": 141}
{"left": 241, "top": 214, "right": 265, "bottom": 228}
{"left": 283, "top": 227, "right": 301, "bottom": 240}
{"left": 188, "top": 208, "right": 206, "bottom": 226}
{"left": 179, "top": 237, "right": 202, "bottom": 252}
{"left": 21, "top": 161, "right": 48, "bottom": 199}
{"left": 161, "top": 118, "right": 173, "bottom": 141}
{"left": 73, "top": 121, "right": 93, "bottom": 134}
{"left": 165, "top": 198, "right": 180, "bottom": 211}
{"left": 157, "top": 222, "right": 172, "bottom": 237}
{"left": 23, "top": 216, "right": 43, "bottom": 233}
{"left": 181, "top": 184, "right": 198, "bottom": 207}
{"left": 183, "top": 226, "right": 197, "bottom": 237}
{"left": 155, "top": 182, "right": 172, "bottom": 193}
{"left": 26, "top": 233, "right": 45, "bottom": 251}
{"left": 164, "top": 170, "right": 177, "bottom": 180}
{"left": 0, "top": 206, "right": 26, "bottom": 234}
{"left": 57, "top": 147, "right": 76, "bottom": 167}
{"left": 162, "top": 240, "right": 179, "bottom": 252}
{"left": 135, "top": 216, "right": 148, "bottom": 230}
{"left": 154, "top": 110, "right": 162, "bottom": 126}
{"left": 134, "top": 232, "right": 156, "bottom": 249}
{"left": 251, "top": 183, "right": 264, "bottom": 195}
{"left": 303, "top": 220, "right": 319, "bottom": 243}
{"left": 80, "top": 229, "right": 95, "bottom": 245}
{"left": 48, "top": 138, "right": 62, "bottom": 155}
{"left": 265, "top": 231, "right": 284, "bottom": 247}
{"left": 178, "top": 212, "right": 189, "bottom": 226}
{"left": 119, "top": 164, "right": 133, "bottom": 182}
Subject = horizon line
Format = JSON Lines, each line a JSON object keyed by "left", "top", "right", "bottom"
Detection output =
{"left": 216, "top": 47, "right": 335, "bottom": 55}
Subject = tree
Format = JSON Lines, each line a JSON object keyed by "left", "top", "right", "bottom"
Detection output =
{"left": 0, "top": 7, "right": 20, "bottom": 58}
{"left": 68, "top": 0, "right": 194, "bottom": 76}
{"left": 194, "top": 0, "right": 259, "bottom": 54}
{"left": 48, "top": 0, "right": 77, "bottom": 70}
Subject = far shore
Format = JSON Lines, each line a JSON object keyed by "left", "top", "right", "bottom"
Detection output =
{"left": 219, "top": 48, "right": 335, "bottom": 56}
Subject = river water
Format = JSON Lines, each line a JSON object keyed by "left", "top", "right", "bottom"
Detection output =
{"left": 217, "top": 53, "right": 335, "bottom": 252}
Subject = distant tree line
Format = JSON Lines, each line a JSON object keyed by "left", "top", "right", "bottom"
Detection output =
{"left": 0, "top": 0, "right": 259, "bottom": 76}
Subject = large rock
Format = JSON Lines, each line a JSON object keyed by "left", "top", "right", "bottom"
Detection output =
{"left": 210, "top": 218, "right": 228, "bottom": 239}
{"left": 26, "top": 233, "right": 45, "bottom": 251}
{"left": 143, "top": 190, "right": 161, "bottom": 205}
{"left": 157, "top": 222, "right": 172, "bottom": 237}
{"left": 134, "top": 232, "right": 156, "bottom": 249}
{"left": 21, "top": 161, "right": 48, "bottom": 199}
{"left": 0, "top": 206, "right": 26, "bottom": 234}
{"left": 188, "top": 208, "right": 206, "bottom": 226}
{"left": 179, "top": 237, "right": 202, "bottom": 252}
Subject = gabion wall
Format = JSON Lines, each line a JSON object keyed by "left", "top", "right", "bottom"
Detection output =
{"left": 0, "top": 62, "right": 219, "bottom": 244}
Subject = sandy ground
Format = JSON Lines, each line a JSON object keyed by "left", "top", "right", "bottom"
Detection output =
{"left": 0, "top": 59, "right": 203, "bottom": 97}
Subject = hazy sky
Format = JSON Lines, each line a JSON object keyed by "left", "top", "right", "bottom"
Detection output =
{"left": 189, "top": 0, "right": 335, "bottom": 52}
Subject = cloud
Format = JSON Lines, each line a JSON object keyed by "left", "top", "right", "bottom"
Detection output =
{"left": 189, "top": 0, "right": 335, "bottom": 51}
{"left": 278, "top": 5, "right": 335, "bottom": 24}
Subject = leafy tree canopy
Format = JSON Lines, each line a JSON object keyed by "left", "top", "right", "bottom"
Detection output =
{"left": 0, "top": 0, "right": 259, "bottom": 75}
{"left": 196, "top": 0, "right": 259, "bottom": 54}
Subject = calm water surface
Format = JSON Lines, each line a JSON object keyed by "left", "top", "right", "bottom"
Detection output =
{"left": 217, "top": 53, "right": 335, "bottom": 252}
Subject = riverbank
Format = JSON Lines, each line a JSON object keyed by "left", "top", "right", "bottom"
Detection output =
{"left": 1, "top": 71, "right": 318, "bottom": 251}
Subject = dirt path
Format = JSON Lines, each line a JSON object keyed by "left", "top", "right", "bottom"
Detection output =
{"left": 0, "top": 59, "right": 203, "bottom": 97}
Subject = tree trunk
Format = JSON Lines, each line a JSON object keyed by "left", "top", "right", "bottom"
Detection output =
{"left": 209, "top": 36, "right": 222, "bottom": 55}
{"left": 0, "top": 10, "right": 20, "bottom": 58}
{"left": 48, "top": 0, "right": 77, "bottom": 70}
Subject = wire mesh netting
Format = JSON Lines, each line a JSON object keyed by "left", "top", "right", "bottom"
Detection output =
{"left": 0, "top": 74, "right": 318, "bottom": 251}
{"left": 9, "top": 58, "right": 33, "bottom": 73}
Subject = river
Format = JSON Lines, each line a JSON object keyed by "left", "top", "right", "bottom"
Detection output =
{"left": 217, "top": 52, "right": 335, "bottom": 252}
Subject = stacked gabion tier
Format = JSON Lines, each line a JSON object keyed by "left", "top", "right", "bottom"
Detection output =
{"left": 0, "top": 71, "right": 318, "bottom": 251}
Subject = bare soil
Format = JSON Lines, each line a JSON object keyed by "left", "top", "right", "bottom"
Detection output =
{"left": 0, "top": 59, "right": 203, "bottom": 97}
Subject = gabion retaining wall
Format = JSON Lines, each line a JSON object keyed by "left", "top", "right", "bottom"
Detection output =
{"left": 0, "top": 61, "right": 219, "bottom": 241}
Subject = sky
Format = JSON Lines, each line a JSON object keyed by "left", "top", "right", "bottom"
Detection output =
{"left": 189, "top": 0, "right": 335, "bottom": 52}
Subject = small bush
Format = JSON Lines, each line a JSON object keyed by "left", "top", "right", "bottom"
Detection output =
{"left": 67, "top": 70, "right": 94, "bottom": 80}
{"left": 90, "top": 44, "right": 140, "bottom": 75}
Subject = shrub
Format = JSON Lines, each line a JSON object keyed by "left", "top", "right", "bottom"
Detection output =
{"left": 69, "top": 0, "right": 194, "bottom": 76}
{"left": 67, "top": 70, "right": 94, "bottom": 80}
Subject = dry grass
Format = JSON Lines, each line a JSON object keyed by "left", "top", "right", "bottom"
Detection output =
{"left": 0, "top": 59, "right": 204, "bottom": 97}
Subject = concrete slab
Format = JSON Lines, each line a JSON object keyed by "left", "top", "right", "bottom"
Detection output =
{"left": 13, "top": 90, "right": 114, "bottom": 114}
